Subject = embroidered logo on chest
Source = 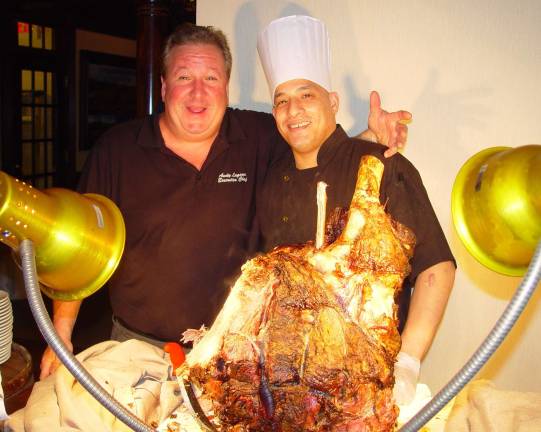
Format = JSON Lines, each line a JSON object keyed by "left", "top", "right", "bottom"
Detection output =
{"left": 217, "top": 172, "right": 248, "bottom": 183}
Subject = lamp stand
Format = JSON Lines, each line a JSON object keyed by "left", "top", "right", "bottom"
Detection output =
{"left": 18, "top": 239, "right": 155, "bottom": 432}
{"left": 400, "top": 240, "right": 541, "bottom": 431}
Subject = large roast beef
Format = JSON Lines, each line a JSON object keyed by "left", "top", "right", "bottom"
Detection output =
{"left": 178, "top": 155, "right": 416, "bottom": 431}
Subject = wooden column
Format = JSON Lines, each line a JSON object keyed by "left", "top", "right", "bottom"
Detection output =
{"left": 136, "top": 0, "right": 170, "bottom": 117}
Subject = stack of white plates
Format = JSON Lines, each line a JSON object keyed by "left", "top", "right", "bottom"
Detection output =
{"left": 0, "top": 290, "right": 13, "bottom": 364}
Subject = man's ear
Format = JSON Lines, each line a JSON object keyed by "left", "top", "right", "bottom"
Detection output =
{"left": 160, "top": 76, "right": 166, "bottom": 102}
{"left": 329, "top": 91, "right": 340, "bottom": 114}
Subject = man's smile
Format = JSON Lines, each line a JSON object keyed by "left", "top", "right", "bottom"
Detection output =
{"left": 187, "top": 106, "right": 207, "bottom": 114}
{"left": 289, "top": 120, "right": 311, "bottom": 129}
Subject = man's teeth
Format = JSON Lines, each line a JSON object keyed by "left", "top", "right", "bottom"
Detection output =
{"left": 290, "top": 121, "right": 310, "bottom": 129}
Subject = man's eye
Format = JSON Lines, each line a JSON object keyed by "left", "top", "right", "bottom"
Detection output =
{"left": 274, "top": 99, "right": 287, "bottom": 107}
{"left": 301, "top": 93, "right": 313, "bottom": 99}
{"left": 178, "top": 75, "right": 190, "bottom": 81}
{"left": 206, "top": 75, "right": 218, "bottom": 81}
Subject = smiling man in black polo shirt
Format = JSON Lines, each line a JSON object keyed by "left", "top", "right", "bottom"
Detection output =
{"left": 257, "top": 15, "right": 456, "bottom": 406}
{"left": 40, "top": 22, "right": 411, "bottom": 380}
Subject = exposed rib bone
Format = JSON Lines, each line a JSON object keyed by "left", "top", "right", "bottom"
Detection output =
{"left": 315, "top": 181, "right": 328, "bottom": 249}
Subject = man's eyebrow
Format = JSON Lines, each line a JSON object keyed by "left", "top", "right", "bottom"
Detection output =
{"left": 170, "top": 65, "right": 223, "bottom": 75}
{"left": 274, "top": 85, "right": 314, "bottom": 101}
{"left": 205, "top": 66, "right": 223, "bottom": 74}
{"left": 170, "top": 65, "right": 187, "bottom": 74}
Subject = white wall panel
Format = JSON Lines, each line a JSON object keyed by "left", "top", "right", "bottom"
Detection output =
{"left": 198, "top": 0, "right": 541, "bottom": 393}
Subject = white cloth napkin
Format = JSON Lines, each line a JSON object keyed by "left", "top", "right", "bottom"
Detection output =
{"left": 5, "top": 339, "right": 181, "bottom": 431}
{"left": 444, "top": 379, "right": 541, "bottom": 432}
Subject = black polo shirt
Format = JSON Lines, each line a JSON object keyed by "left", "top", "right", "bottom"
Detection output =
{"left": 257, "top": 126, "right": 455, "bottom": 329}
{"left": 78, "top": 108, "right": 283, "bottom": 341}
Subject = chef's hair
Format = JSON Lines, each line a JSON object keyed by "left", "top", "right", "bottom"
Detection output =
{"left": 161, "top": 23, "right": 233, "bottom": 80}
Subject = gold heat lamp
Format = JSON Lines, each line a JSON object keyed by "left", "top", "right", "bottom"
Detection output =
{"left": 0, "top": 171, "right": 125, "bottom": 299}
{"left": 0, "top": 172, "right": 155, "bottom": 431}
{"left": 451, "top": 145, "right": 541, "bottom": 276}
{"left": 401, "top": 144, "right": 541, "bottom": 432}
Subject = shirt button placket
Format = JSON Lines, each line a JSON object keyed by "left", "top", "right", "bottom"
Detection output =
{"left": 282, "top": 173, "right": 290, "bottom": 223}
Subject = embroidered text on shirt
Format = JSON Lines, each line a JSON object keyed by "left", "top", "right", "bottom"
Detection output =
{"left": 218, "top": 172, "right": 248, "bottom": 183}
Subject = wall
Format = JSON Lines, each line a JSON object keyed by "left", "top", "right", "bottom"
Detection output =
{"left": 198, "top": 0, "right": 541, "bottom": 393}
{"left": 75, "top": 29, "right": 136, "bottom": 171}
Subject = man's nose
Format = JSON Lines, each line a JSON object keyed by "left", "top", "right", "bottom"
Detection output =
{"left": 190, "top": 79, "right": 205, "bottom": 96}
{"left": 288, "top": 98, "right": 304, "bottom": 116}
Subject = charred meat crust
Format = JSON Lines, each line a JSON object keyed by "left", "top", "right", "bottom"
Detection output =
{"left": 184, "top": 156, "right": 415, "bottom": 431}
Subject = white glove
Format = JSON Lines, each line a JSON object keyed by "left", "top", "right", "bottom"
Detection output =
{"left": 393, "top": 351, "right": 420, "bottom": 406}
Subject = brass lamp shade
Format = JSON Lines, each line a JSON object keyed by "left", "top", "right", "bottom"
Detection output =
{"left": 0, "top": 171, "right": 125, "bottom": 300}
{"left": 451, "top": 145, "right": 541, "bottom": 276}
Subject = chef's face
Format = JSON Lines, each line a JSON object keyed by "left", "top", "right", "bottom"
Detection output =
{"left": 272, "top": 79, "right": 339, "bottom": 169}
{"left": 161, "top": 43, "right": 229, "bottom": 143}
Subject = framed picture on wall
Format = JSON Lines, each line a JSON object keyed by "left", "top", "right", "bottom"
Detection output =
{"left": 79, "top": 50, "right": 136, "bottom": 151}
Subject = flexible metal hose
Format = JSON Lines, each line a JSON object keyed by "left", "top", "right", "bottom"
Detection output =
{"left": 19, "top": 239, "right": 155, "bottom": 432}
{"left": 399, "top": 239, "right": 541, "bottom": 431}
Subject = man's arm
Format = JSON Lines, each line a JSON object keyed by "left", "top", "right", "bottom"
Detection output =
{"left": 358, "top": 91, "right": 412, "bottom": 157}
{"left": 393, "top": 260, "right": 455, "bottom": 405}
{"left": 39, "top": 299, "right": 82, "bottom": 379}
{"left": 400, "top": 260, "right": 455, "bottom": 360}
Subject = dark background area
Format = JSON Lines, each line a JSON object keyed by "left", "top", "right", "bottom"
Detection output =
{"left": 1, "top": 0, "right": 196, "bottom": 406}
{"left": 7, "top": 0, "right": 196, "bottom": 39}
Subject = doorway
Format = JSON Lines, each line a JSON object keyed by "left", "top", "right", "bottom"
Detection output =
{"left": 1, "top": 19, "right": 73, "bottom": 188}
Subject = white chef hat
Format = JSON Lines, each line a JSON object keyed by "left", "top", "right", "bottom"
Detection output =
{"left": 257, "top": 15, "right": 331, "bottom": 98}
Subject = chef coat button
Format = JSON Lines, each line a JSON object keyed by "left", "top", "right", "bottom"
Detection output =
{"left": 281, "top": 216, "right": 288, "bottom": 223}
{"left": 283, "top": 175, "right": 290, "bottom": 182}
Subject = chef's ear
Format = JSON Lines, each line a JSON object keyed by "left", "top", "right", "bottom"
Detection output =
{"left": 272, "top": 100, "right": 279, "bottom": 118}
{"left": 329, "top": 91, "right": 339, "bottom": 114}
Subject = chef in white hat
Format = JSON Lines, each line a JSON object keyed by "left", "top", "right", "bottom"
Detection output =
{"left": 257, "top": 15, "right": 456, "bottom": 407}
{"left": 258, "top": 15, "right": 410, "bottom": 159}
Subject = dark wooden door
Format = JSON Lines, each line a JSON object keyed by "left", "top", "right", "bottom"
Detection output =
{"left": 1, "top": 17, "right": 74, "bottom": 188}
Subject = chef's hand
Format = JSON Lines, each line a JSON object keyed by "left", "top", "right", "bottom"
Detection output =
{"left": 361, "top": 90, "right": 412, "bottom": 158}
{"left": 39, "top": 321, "right": 74, "bottom": 380}
{"left": 393, "top": 351, "right": 420, "bottom": 406}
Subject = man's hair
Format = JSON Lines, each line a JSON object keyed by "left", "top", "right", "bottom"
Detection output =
{"left": 161, "top": 23, "right": 232, "bottom": 80}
